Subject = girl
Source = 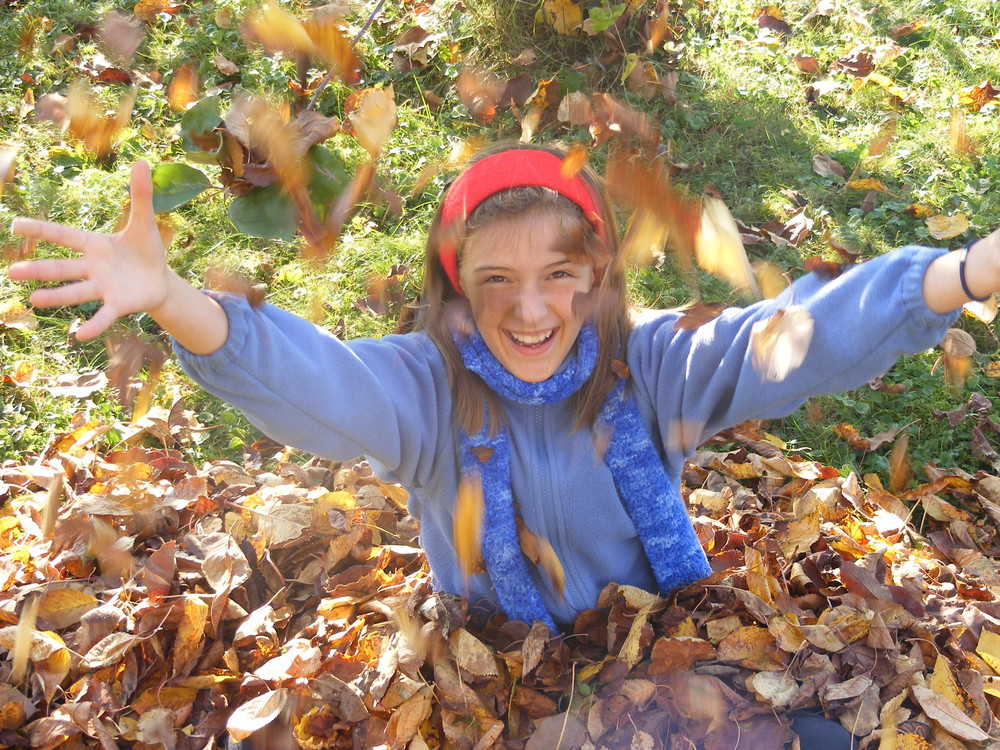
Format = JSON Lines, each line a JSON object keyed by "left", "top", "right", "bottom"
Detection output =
{"left": 8, "top": 144, "right": 999, "bottom": 748}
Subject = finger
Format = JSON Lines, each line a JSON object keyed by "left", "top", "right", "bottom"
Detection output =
{"left": 8, "top": 258, "right": 88, "bottom": 283}
{"left": 75, "top": 304, "right": 119, "bottom": 341}
{"left": 125, "top": 160, "right": 155, "bottom": 230}
{"left": 10, "top": 217, "right": 92, "bottom": 252}
{"left": 30, "top": 281, "right": 98, "bottom": 309}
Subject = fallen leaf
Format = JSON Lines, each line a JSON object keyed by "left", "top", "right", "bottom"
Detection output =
{"left": 536, "top": 0, "right": 583, "bottom": 35}
{"left": 926, "top": 213, "right": 969, "bottom": 240}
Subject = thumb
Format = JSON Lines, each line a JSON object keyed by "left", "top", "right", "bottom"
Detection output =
{"left": 125, "top": 160, "right": 156, "bottom": 232}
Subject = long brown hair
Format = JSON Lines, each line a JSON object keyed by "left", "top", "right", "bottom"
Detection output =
{"left": 409, "top": 143, "right": 631, "bottom": 435}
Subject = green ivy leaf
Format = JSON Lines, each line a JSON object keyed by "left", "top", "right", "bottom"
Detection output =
{"left": 308, "top": 146, "right": 350, "bottom": 206}
{"left": 228, "top": 185, "right": 297, "bottom": 240}
{"left": 151, "top": 163, "right": 212, "bottom": 214}
{"left": 180, "top": 96, "right": 222, "bottom": 153}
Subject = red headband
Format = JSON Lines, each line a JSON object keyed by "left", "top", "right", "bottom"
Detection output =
{"left": 438, "top": 149, "right": 606, "bottom": 296}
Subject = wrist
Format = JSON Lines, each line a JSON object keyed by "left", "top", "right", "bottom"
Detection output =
{"left": 962, "top": 236, "right": 1000, "bottom": 302}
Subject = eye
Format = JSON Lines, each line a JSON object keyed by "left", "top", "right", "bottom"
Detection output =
{"left": 550, "top": 269, "right": 574, "bottom": 279}
{"left": 484, "top": 274, "right": 508, "bottom": 283}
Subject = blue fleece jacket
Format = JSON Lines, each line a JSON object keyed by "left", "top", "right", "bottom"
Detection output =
{"left": 175, "top": 246, "right": 958, "bottom": 624}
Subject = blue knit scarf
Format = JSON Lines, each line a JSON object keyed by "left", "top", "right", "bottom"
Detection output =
{"left": 455, "top": 325, "right": 712, "bottom": 630}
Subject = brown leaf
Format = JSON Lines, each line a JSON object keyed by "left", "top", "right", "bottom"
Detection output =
{"left": 958, "top": 80, "right": 1000, "bottom": 111}
{"left": 457, "top": 67, "right": 504, "bottom": 122}
{"left": 833, "top": 423, "right": 905, "bottom": 451}
{"left": 813, "top": 153, "right": 845, "bottom": 180}
{"left": 99, "top": 11, "right": 144, "bottom": 61}
{"left": 910, "top": 685, "right": 989, "bottom": 742}
{"left": 673, "top": 302, "right": 727, "bottom": 331}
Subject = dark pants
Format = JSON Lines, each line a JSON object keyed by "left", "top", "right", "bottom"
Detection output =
{"left": 790, "top": 710, "right": 858, "bottom": 750}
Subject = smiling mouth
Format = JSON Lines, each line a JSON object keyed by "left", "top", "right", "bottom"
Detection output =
{"left": 507, "top": 329, "right": 556, "bottom": 348}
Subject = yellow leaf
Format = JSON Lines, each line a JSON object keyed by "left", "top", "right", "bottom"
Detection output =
{"left": 453, "top": 475, "right": 484, "bottom": 579}
{"left": 244, "top": 5, "right": 314, "bottom": 58}
{"left": 930, "top": 654, "right": 981, "bottom": 722}
{"left": 926, "top": 213, "right": 969, "bottom": 240}
{"left": 537, "top": 0, "right": 583, "bottom": 35}
{"left": 846, "top": 178, "right": 888, "bottom": 191}
{"left": 37, "top": 588, "right": 98, "bottom": 629}
{"left": 561, "top": 143, "right": 589, "bottom": 178}
{"left": 0, "top": 300, "right": 38, "bottom": 331}
{"left": 985, "top": 361, "right": 1000, "bottom": 378}
{"left": 173, "top": 596, "right": 209, "bottom": 674}
{"left": 717, "top": 626, "right": 784, "bottom": 670}
{"left": 976, "top": 629, "right": 1000, "bottom": 672}
{"left": 134, "top": 686, "right": 198, "bottom": 714}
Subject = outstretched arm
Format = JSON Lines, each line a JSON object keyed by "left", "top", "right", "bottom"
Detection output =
{"left": 8, "top": 161, "right": 228, "bottom": 355}
{"left": 922, "top": 228, "right": 1000, "bottom": 313}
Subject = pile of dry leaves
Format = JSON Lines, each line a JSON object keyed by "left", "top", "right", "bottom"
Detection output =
{"left": 2, "top": 403, "right": 1000, "bottom": 750}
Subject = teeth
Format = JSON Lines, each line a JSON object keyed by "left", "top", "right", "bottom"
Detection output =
{"left": 510, "top": 330, "right": 554, "bottom": 345}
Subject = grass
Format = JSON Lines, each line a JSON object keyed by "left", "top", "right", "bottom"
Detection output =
{"left": 1, "top": 0, "right": 999, "bottom": 486}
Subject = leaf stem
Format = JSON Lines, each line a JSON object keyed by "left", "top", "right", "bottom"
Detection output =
{"left": 307, "top": 0, "right": 389, "bottom": 111}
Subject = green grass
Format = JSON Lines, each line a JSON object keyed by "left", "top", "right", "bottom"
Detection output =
{"left": 1, "top": 0, "right": 999, "bottom": 485}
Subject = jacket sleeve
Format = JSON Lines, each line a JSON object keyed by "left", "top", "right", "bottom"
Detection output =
{"left": 627, "top": 246, "right": 961, "bottom": 469}
{"left": 171, "top": 292, "right": 451, "bottom": 488}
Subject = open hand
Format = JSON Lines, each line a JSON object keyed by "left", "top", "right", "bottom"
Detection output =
{"left": 8, "top": 161, "right": 171, "bottom": 340}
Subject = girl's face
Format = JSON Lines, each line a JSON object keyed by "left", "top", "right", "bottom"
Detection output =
{"left": 458, "top": 210, "right": 595, "bottom": 383}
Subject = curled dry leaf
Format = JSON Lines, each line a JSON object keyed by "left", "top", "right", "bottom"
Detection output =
{"left": 750, "top": 307, "right": 815, "bottom": 382}
{"left": 344, "top": 85, "right": 397, "bottom": 159}
{"left": 812, "top": 153, "right": 845, "bottom": 180}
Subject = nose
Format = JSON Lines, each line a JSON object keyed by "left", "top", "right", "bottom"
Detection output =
{"left": 514, "top": 284, "right": 547, "bottom": 326}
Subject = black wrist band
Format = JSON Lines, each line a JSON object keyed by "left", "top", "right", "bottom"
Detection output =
{"left": 960, "top": 239, "right": 991, "bottom": 302}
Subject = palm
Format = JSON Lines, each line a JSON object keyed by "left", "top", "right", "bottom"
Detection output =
{"left": 9, "top": 161, "right": 170, "bottom": 340}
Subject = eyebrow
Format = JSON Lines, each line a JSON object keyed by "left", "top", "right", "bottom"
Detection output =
{"left": 471, "top": 258, "right": 577, "bottom": 274}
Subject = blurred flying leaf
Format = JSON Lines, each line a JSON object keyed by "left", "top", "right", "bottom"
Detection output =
{"left": 750, "top": 307, "right": 814, "bottom": 381}
{"left": 453, "top": 474, "right": 485, "bottom": 581}
{"left": 99, "top": 10, "right": 144, "bottom": 62}
{"left": 65, "top": 79, "right": 135, "bottom": 159}
{"left": 345, "top": 86, "right": 397, "bottom": 158}
{"left": 457, "top": 67, "right": 504, "bottom": 123}
{"left": 0, "top": 144, "right": 19, "bottom": 199}
{"left": 167, "top": 63, "right": 199, "bottom": 112}
{"left": 696, "top": 197, "right": 761, "bottom": 298}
